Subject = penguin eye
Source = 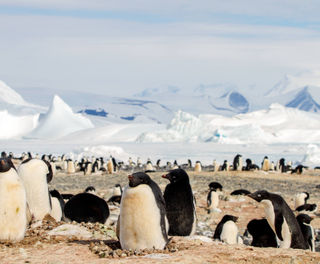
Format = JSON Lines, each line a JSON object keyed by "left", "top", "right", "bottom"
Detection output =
{"left": 257, "top": 194, "right": 261, "bottom": 197}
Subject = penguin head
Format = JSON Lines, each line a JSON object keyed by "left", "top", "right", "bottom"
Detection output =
{"left": 220, "top": 214, "right": 238, "bottom": 223}
{"left": 128, "top": 172, "right": 151, "bottom": 187}
{"left": 0, "top": 158, "right": 16, "bottom": 173}
{"left": 162, "top": 168, "right": 189, "bottom": 184}
{"left": 247, "top": 190, "right": 270, "bottom": 202}
{"left": 208, "top": 181, "right": 223, "bottom": 192}
{"left": 296, "top": 213, "right": 313, "bottom": 224}
{"left": 85, "top": 186, "right": 96, "bottom": 194}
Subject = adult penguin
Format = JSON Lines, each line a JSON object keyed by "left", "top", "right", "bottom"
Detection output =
{"left": 119, "top": 172, "right": 168, "bottom": 250}
{"left": 246, "top": 218, "right": 277, "bottom": 248}
{"left": 49, "top": 189, "right": 65, "bottom": 222}
{"left": 64, "top": 191, "right": 109, "bottom": 224}
{"left": 248, "top": 190, "right": 308, "bottom": 249}
{"left": 233, "top": 154, "right": 242, "bottom": 171}
{"left": 0, "top": 158, "right": 27, "bottom": 242}
{"left": 18, "top": 158, "right": 53, "bottom": 221}
{"left": 207, "top": 182, "right": 223, "bottom": 213}
{"left": 162, "top": 168, "right": 196, "bottom": 236}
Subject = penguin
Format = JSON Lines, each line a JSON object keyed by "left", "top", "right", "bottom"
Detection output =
{"left": 107, "top": 184, "right": 123, "bottom": 204}
{"left": 248, "top": 190, "right": 308, "bottom": 249}
{"left": 119, "top": 172, "right": 168, "bottom": 250}
{"left": 213, "top": 215, "right": 242, "bottom": 245}
{"left": 145, "top": 159, "right": 155, "bottom": 173}
{"left": 67, "top": 159, "right": 75, "bottom": 174}
{"left": 84, "top": 162, "right": 92, "bottom": 176}
{"left": 221, "top": 160, "right": 229, "bottom": 171}
{"left": 295, "top": 204, "right": 317, "bottom": 214}
{"left": 162, "top": 168, "right": 197, "bottom": 236}
{"left": 64, "top": 192, "right": 109, "bottom": 224}
{"left": 246, "top": 218, "right": 277, "bottom": 247}
{"left": 233, "top": 154, "right": 242, "bottom": 171}
{"left": 84, "top": 186, "right": 96, "bottom": 194}
{"left": 294, "top": 192, "right": 309, "bottom": 209}
{"left": 18, "top": 158, "right": 53, "bottom": 221}
{"left": 261, "top": 156, "right": 270, "bottom": 171}
{"left": 207, "top": 189, "right": 220, "bottom": 214}
{"left": 213, "top": 160, "right": 219, "bottom": 172}
{"left": 0, "top": 158, "right": 27, "bottom": 242}
{"left": 231, "top": 189, "right": 251, "bottom": 196}
{"left": 296, "top": 214, "right": 315, "bottom": 252}
{"left": 107, "top": 158, "right": 113, "bottom": 174}
{"left": 207, "top": 182, "right": 223, "bottom": 213}
{"left": 194, "top": 161, "right": 202, "bottom": 172}
{"left": 291, "top": 165, "right": 308, "bottom": 174}
{"left": 49, "top": 189, "right": 65, "bottom": 222}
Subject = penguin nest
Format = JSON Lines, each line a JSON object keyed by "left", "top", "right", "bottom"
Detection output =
{"left": 88, "top": 238, "right": 185, "bottom": 259}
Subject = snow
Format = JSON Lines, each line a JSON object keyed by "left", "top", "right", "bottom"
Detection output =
{"left": 0, "top": 110, "right": 38, "bottom": 139}
{"left": 0, "top": 80, "right": 29, "bottom": 106}
{"left": 27, "top": 95, "right": 94, "bottom": 139}
{"left": 2, "top": 79, "right": 320, "bottom": 167}
{"left": 136, "top": 104, "right": 320, "bottom": 145}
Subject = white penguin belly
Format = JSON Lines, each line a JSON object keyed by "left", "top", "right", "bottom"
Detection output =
{"left": 50, "top": 197, "right": 62, "bottom": 222}
{"left": 220, "top": 221, "right": 238, "bottom": 245}
{"left": 120, "top": 185, "right": 166, "bottom": 250}
{"left": 0, "top": 170, "right": 27, "bottom": 241}
{"left": 209, "top": 191, "right": 219, "bottom": 209}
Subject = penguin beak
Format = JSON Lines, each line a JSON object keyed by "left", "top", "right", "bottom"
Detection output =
{"left": 128, "top": 175, "right": 133, "bottom": 181}
{"left": 162, "top": 174, "right": 168, "bottom": 179}
{"left": 247, "top": 193, "right": 255, "bottom": 200}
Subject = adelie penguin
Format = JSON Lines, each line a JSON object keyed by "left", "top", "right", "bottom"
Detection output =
{"left": 248, "top": 190, "right": 308, "bottom": 249}
{"left": 296, "top": 214, "right": 315, "bottom": 252}
{"left": 18, "top": 158, "right": 53, "bottom": 221}
{"left": 207, "top": 182, "right": 223, "bottom": 213}
{"left": 162, "top": 168, "right": 197, "bottom": 236}
{"left": 0, "top": 158, "right": 27, "bottom": 242}
{"left": 64, "top": 190, "right": 110, "bottom": 224}
{"left": 245, "top": 218, "right": 277, "bottom": 248}
{"left": 118, "top": 172, "right": 168, "bottom": 250}
{"left": 213, "top": 215, "right": 242, "bottom": 245}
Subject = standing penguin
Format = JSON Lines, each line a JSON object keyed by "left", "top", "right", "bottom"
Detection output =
{"left": 162, "top": 168, "right": 196, "bottom": 236}
{"left": 207, "top": 182, "right": 223, "bottom": 214}
{"left": 194, "top": 161, "right": 202, "bottom": 172}
{"left": 248, "top": 190, "right": 308, "bottom": 249}
{"left": 0, "top": 158, "right": 27, "bottom": 242}
{"left": 261, "top": 156, "right": 270, "bottom": 171}
{"left": 213, "top": 215, "right": 242, "bottom": 244}
{"left": 119, "top": 172, "right": 168, "bottom": 250}
{"left": 233, "top": 154, "right": 242, "bottom": 171}
{"left": 296, "top": 214, "right": 315, "bottom": 252}
{"left": 246, "top": 218, "right": 277, "bottom": 248}
{"left": 18, "top": 159, "right": 53, "bottom": 221}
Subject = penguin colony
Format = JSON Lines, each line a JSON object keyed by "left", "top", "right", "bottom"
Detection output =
{"left": 0, "top": 151, "right": 318, "bottom": 255}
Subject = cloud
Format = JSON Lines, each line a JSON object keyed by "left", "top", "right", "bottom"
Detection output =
{"left": 0, "top": 3, "right": 320, "bottom": 96}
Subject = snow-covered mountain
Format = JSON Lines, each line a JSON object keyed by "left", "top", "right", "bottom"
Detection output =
{"left": 262, "top": 71, "right": 320, "bottom": 114}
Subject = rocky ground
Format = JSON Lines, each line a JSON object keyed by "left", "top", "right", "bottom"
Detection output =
{"left": 1, "top": 169, "right": 320, "bottom": 264}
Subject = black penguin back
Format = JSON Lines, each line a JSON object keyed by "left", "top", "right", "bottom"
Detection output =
{"left": 247, "top": 219, "right": 277, "bottom": 247}
{"left": 64, "top": 192, "right": 109, "bottom": 224}
{"left": 163, "top": 169, "right": 195, "bottom": 236}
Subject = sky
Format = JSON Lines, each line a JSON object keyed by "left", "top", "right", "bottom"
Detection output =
{"left": 0, "top": 1, "right": 320, "bottom": 97}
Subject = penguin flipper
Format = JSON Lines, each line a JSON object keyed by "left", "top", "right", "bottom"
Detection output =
{"left": 275, "top": 214, "right": 284, "bottom": 241}
{"left": 207, "top": 191, "right": 212, "bottom": 207}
